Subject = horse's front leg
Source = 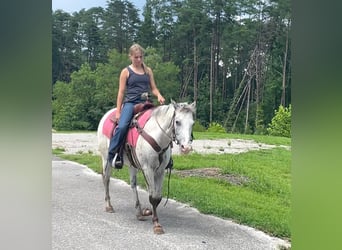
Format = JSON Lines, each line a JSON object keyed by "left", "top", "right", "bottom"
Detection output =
{"left": 148, "top": 166, "right": 166, "bottom": 234}
{"left": 103, "top": 159, "right": 114, "bottom": 213}
{"left": 129, "top": 166, "right": 152, "bottom": 220}
{"left": 149, "top": 195, "right": 164, "bottom": 234}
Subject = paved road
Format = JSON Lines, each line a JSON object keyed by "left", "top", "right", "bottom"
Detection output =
{"left": 52, "top": 157, "right": 290, "bottom": 250}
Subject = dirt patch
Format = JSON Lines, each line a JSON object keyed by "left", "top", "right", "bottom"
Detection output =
{"left": 52, "top": 132, "right": 289, "bottom": 155}
{"left": 173, "top": 168, "right": 249, "bottom": 186}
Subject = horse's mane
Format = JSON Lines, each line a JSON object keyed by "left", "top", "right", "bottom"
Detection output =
{"left": 178, "top": 104, "right": 195, "bottom": 114}
{"left": 151, "top": 102, "right": 195, "bottom": 120}
{"left": 151, "top": 104, "right": 175, "bottom": 120}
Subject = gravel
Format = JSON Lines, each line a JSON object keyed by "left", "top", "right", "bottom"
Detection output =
{"left": 52, "top": 132, "right": 284, "bottom": 155}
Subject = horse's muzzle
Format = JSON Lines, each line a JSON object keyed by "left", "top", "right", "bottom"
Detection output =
{"left": 180, "top": 144, "right": 193, "bottom": 154}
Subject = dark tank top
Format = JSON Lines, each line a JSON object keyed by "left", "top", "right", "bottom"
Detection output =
{"left": 124, "top": 66, "right": 150, "bottom": 103}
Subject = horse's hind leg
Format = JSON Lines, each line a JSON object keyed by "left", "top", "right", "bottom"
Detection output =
{"left": 129, "top": 167, "right": 152, "bottom": 220}
{"left": 102, "top": 158, "right": 114, "bottom": 213}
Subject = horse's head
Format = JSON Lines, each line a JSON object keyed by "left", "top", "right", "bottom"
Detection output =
{"left": 172, "top": 100, "right": 196, "bottom": 154}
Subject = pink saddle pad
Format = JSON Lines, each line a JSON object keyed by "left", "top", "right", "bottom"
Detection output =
{"left": 102, "top": 108, "right": 153, "bottom": 148}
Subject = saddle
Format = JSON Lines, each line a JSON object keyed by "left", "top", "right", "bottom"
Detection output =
{"left": 109, "top": 100, "right": 155, "bottom": 126}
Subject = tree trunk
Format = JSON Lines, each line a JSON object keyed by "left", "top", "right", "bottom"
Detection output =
{"left": 281, "top": 24, "right": 289, "bottom": 106}
{"left": 193, "top": 30, "right": 198, "bottom": 103}
{"left": 210, "top": 37, "right": 214, "bottom": 123}
{"left": 245, "top": 81, "right": 251, "bottom": 133}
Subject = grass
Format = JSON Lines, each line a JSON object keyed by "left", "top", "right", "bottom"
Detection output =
{"left": 52, "top": 133, "right": 291, "bottom": 240}
{"left": 171, "top": 148, "right": 291, "bottom": 238}
{"left": 193, "top": 131, "right": 291, "bottom": 146}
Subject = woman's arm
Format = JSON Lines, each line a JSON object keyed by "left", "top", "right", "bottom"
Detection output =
{"left": 116, "top": 68, "right": 128, "bottom": 119}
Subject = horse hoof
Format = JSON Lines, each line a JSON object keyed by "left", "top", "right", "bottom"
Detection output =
{"left": 153, "top": 225, "right": 164, "bottom": 234}
{"left": 105, "top": 206, "right": 114, "bottom": 213}
{"left": 142, "top": 208, "right": 152, "bottom": 216}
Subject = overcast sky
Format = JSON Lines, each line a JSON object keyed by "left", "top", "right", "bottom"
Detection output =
{"left": 52, "top": 0, "right": 145, "bottom": 14}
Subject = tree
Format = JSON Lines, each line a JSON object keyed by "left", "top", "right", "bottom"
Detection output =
{"left": 74, "top": 7, "right": 107, "bottom": 69}
{"left": 93, "top": 48, "right": 129, "bottom": 116}
{"left": 138, "top": 0, "right": 157, "bottom": 48}
{"left": 52, "top": 10, "right": 83, "bottom": 84}
{"left": 267, "top": 104, "right": 291, "bottom": 137}
{"left": 144, "top": 47, "right": 180, "bottom": 102}
{"left": 172, "top": 0, "right": 210, "bottom": 103}
{"left": 52, "top": 81, "right": 74, "bottom": 130}
{"left": 103, "top": 0, "right": 140, "bottom": 53}
{"left": 53, "top": 64, "right": 98, "bottom": 130}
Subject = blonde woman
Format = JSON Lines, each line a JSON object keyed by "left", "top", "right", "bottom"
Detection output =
{"left": 108, "top": 43, "right": 165, "bottom": 168}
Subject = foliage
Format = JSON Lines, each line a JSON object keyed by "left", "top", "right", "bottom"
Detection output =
{"left": 192, "top": 120, "right": 206, "bottom": 132}
{"left": 52, "top": 0, "right": 291, "bottom": 134}
{"left": 267, "top": 105, "right": 291, "bottom": 138}
{"left": 143, "top": 47, "right": 180, "bottom": 102}
{"left": 207, "top": 122, "right": 226, "bottom": 133}
{"left": 52, "top": 64, "right": 98, "bottom": 130}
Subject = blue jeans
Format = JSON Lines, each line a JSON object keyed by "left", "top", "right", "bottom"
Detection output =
{"left": 107, "top": 101, "right": 139, "bottom": 161}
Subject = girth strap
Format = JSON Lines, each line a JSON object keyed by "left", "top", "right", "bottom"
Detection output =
{"left": 125, "top": 143, "right": 142, "bottom": 170}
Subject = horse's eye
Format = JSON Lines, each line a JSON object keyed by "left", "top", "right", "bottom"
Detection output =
{"left": 175, "top": 120, "right": 181, "bottom": 126}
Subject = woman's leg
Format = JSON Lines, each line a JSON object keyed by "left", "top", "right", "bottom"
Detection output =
{"left": 107, "top": 102, "right": 135, "bottom": 167}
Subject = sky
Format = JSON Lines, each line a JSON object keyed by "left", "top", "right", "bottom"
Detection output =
{"left": 52, "top": 0, "right": 145, "bottom": 14}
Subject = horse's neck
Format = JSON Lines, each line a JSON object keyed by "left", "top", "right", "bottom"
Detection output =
{"left": 146, "top": 105, "right": 175, "bottom": 142}
{"left": 155, "top": 105, "right": 175, "bottom": 131}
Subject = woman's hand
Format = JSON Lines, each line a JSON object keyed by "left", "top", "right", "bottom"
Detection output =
{"left": 157, "top": 94, "right": 165, "bottom": 105}
{"left": 115, "top": 110, "right": 121, "bottom": 122}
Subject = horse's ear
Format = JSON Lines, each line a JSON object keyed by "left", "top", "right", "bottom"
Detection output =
{"left": 171, "top": 99, "right": 178, "bottom": 108}
{"left": 189, "top": 101, "right": 196, "bottom": 113}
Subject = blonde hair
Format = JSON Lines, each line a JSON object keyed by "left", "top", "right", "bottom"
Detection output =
{"left": 129, "top": 43, "right": 145, "bottom": 56}
{"left": 129, "top": 43, "right": 149, "bottom": 75}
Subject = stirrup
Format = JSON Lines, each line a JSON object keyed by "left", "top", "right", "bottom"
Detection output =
{"left": 112, "top": 153, "right": 123, "bottom": 169}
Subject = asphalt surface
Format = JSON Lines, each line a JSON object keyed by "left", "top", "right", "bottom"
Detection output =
{"left": 52, "top": 157, "right": 290, "bottom": 250}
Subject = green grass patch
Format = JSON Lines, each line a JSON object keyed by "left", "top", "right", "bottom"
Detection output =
{"left": 170, "top": 148, "right": 291, "bottom": 238}
{"left": 53, "top": 147, "right": 65, "bottom": 154}
{"left": 193, "top": 132, "right": 291, "bottom": 146}
{"left": 52, "top": 134, "right": 291, "bottom": 240}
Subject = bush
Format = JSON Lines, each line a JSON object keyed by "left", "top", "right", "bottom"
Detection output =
{"left": 207, "top": 122, "right": 226, "bottom": 133}
{"left": 193, "top": 120, "right": 206, "bottom": 132}
{"left": 267, "top": 105, "right": 291, "bottom": 137}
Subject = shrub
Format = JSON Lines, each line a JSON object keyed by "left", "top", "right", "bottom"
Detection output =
{"left": 193, "top": 120, "right": 206, "bottom": 132}
{"left": 207, "top": 122, "right": 226, "bottom": 133}
{"left": 267, "top": 105, "right": 291, "bottom": 137}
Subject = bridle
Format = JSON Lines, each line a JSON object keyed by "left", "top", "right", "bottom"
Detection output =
{"left": 154, "top": 110, "right": 176, "bottom": 145}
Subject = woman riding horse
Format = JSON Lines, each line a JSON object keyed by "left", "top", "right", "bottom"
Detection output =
{"left": 108, "top": 43, "right": 165, "bottom": 168}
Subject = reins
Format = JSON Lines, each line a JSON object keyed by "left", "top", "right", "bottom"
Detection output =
{"left": 164, "top": 167, "right": 172, "bottom": 207}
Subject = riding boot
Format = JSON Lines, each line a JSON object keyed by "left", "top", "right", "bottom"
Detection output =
{"left": 108, "top": 145, "right": 123, "bottom": 169}
{"left": 112, "top": 152, "right": 123, "bottom": 169}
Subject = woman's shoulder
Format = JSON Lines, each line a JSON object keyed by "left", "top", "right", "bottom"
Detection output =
{"left": 122, "top": 66, "right": 132, "bottom": 74}
{"left": 123, "top": 66, "right": 130, "bottom": 72}
{"left": 120, "top": 67, "right": 130, "bottom": 78}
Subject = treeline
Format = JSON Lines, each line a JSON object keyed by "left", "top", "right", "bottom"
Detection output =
{"left": 52, "top": 0, "right": 291, "bottom": 135}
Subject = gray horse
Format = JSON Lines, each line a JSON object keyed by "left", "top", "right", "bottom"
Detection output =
{"left": 97, "top": 101, "right": 196, "bottom": 234}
